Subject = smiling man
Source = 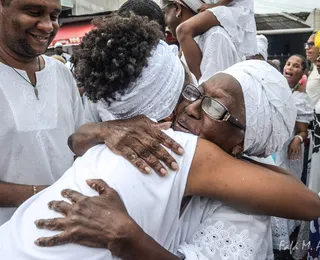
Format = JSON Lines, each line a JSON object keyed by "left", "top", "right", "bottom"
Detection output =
{"left": 0, "top": 0, "right": 84, "bottom": 224}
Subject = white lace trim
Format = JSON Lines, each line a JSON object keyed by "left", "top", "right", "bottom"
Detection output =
{"left": 186, "top": 219, "right": 270, "bottom": 259}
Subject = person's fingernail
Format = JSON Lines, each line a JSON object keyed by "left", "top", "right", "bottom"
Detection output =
{"left": 171, "top": 162, "right": 179, "bottom": 170}
{"left": 92, "top": 184, "right": 96, "bottom": 189}
{"left": 160, "top": 168, "right": 167, "bottom": 176}
{"left": 145, "top": 167, "right": 152, "bottom": 174}
{"left": 35, "top": 239, "right": 42, "bottom": 246}
{"left": 34, "top": 220, "right": 39, "bottom": 226}
{"left": 178, "top": 147, "right": 184, "bottom": 154}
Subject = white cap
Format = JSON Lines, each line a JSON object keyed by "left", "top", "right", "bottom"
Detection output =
{"left": 54, "top": 42, "right": 63, "bottom": 48}
{"left": 256, "top": 35, "right": 268, "bottom": 61}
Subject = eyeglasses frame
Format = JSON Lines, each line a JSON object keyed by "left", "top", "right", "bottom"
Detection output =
{"left": 182, "top": 84, "right": 246, "bottom": 131}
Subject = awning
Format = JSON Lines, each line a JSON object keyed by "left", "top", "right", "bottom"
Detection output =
{"left": 49, "top": 22, "right": 94, "bottom": 47}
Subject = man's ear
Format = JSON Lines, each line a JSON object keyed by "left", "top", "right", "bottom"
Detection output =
{"left": 174, "top": 3, "right": 182, "bottom": 18}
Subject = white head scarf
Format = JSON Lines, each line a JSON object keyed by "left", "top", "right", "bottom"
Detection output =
{"left": 256, "top": 35, "right": 268, "bottom": 61}
{"left": 223, "top": 60, "right": 297, "bottom": 157}
{"left": 106, "top": 40, "right": 185, "bottom": 121}
{"left": 173, "top": 0, "right": 203, "bottom": 13}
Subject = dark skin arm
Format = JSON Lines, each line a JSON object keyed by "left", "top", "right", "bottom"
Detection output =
{"left": 68, "top": 116, "right": 184, "bottom": 176}
{"left": 176, "top": 0, "right": 232, "bottom": 81}
{"left": 287, "top": 121, "right": 308, "bottom": 161}
{"left": 0, "top": 181, "right": 47, "bottom": 207}
{"left": 35, "top": 139, "right": 320, "bottom": 250}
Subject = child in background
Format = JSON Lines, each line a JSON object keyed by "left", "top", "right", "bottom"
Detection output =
{"left": 176, "top": 0, "right": 257, "bottom": 81}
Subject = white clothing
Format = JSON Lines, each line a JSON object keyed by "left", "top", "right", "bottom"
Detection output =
{"left": 276, "top": 91, "right": 313, "bottom": 179}
{"left": 256, "top": 34, "right": 268, "bottom": 61}
{"left": 181, "top": 26, "right": 240, "bottom": 85}
{"left": 106, "top": 41, "right": 184, "bottom": 121}
{"left": 207, "top": 0, "right": 257, "bottom": 57}
{"left": 178, "top": 0, "right": 257, "bottom": 57}
{"left": 273, "top": 91, "right": 313, "bottom": 251}
{"left": 178, "top": 157, "right": 276, "bottom": 260}
{"left": 306, "top": 65, "right": 320, "bottom": 107}
{"left": 179, "top": 202, "right": 274, "bottom": 260}
{"left": 84, "top": 41, "right": 184, "bottom": 123}
{"left": 0, "top": 56, "right": 84, "bottom": 225}
{"left": 308, "top": 66, "right": 320, "bottom": 195}
{"left": 61, "top": 53, "right": 71, "bottom": 62}
{"left": 83, "top": 95, "right": 115, "bottom": 123}
{"left": 0, "top": 129, "right": 200, "bottom": 260}
{"left": 223, "top": 60, "right": 297, "bottom": 157}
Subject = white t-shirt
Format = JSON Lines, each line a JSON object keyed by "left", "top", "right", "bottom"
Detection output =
{"left": 0, "top": 129, "right": 198, "bottom": 260}
{"left": 0, "top": 56, "right": 84, "bottom": 224}
{"left": 181, "top": 26, "right": 241, "bottom": 85}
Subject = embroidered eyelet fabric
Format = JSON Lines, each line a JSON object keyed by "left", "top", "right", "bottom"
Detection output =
{"left": 0, "top": 56, "right": 84, "bottom": 224}
{"left": 271, "top": 217, "right": 300, "bottom": 250}
{"left": 178, "top": 201, "right": 274, "bottom": 260}
{"left": 193, "top": 26, "right": 241, "bottom": 85}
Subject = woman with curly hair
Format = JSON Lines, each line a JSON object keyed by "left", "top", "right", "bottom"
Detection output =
{"left": 1, "top": 13, "right": 320, "bottom": 260}
{"left": 78, "top": 13, "right": 167, "bottom": 122}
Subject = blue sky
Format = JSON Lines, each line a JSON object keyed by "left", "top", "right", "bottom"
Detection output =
{"left": 255, "top": 0, "right": 319, "bottom": 14}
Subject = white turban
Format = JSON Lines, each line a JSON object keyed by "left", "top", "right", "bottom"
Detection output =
{"left": 174, "top": 0, "right": 203, "bottom": 13}
{"left": 223, "top": 60, "right": 297, "bottom": 157}
{"left": 256, "top": 35, "right": 268, "bottom": 61}
{"left": 106, "top": 40, "right": 185, "bottom": 121}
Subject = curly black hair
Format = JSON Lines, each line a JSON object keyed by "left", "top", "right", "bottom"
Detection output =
{"left": 72, "top": 13, "right": 163, "bottom": 103}
{"left": 118, "top": 0, "right": 166, "bottom": 34}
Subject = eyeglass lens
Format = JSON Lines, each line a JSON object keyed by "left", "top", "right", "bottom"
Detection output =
{"left": 202, "top": 97, "right": 226, "bottom": 120}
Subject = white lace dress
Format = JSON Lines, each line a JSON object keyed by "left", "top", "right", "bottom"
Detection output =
{"left": 178, "top": 200, "right": 274, "bottom": 260}
{"left": 205, "top": 0, "right": 257, "bottom": 57}
{"left": 273, "top": 91, "right": 313, "bottom": 251}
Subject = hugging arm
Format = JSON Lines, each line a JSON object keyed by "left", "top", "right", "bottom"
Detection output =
{"left": 35, "top": 138, "right": 320, "bottom": 255}
{"left": 68, "top": 116, "right": 184, "bottom": 176}
{"left": 185, "top": 138, "right": 320, "bottom": 220}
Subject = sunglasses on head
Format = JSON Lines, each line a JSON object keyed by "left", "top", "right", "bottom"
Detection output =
{"left": 182, "top": 84, "right": 246, "bottom": 131}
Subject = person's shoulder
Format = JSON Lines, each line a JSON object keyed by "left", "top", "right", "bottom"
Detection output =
{"left": 163, "top": 129, "right": 198, "bottom": 150}
{"left": 203, "top": 26, "right": 230, "bottom": 39}
{"left": 43, "top": 55, "right": 73, "bottom": 75}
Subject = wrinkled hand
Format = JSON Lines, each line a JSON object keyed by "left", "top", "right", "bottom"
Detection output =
{"left": 99, "top": 115, "right": 184, "bottom": 176}
{"left": 35, "top": 179, "right": 142, "bottom": 257}
{"left": 287, "top": 137, "right": 302, "bottom": 161}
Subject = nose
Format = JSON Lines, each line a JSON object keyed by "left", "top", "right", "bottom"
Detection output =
{"left": 185, "top": 99, "right": 202, "bottom": 120}
{"left": 37, "top": 15, "right": 54, "bottom": 34}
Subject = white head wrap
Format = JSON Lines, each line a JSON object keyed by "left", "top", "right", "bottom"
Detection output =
{"left": 256, "top": 35, "right": 268, "bottom": 61}
{"left": 223, "top": 60, "right": 297, "bottom": 157}
{"left": 54, "top": 42, "right": 63, "bottom": 48}
{"left": 106, "top": 40, "right": 185, "bottom": 121}
{"left": 173, "top": 0, "right": 203, "bottom": 13}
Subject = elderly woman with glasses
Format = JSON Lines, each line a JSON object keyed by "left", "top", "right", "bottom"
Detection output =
{"left": 1, "top": 13, "right": 320, "bottom": 260}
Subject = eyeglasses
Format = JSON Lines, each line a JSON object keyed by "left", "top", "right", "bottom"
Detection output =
{"left": 182, "top": 84, "right": 246, "bottom": 130}
{"left": 304, "top": 42, "right": 315, "bottom": 49}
